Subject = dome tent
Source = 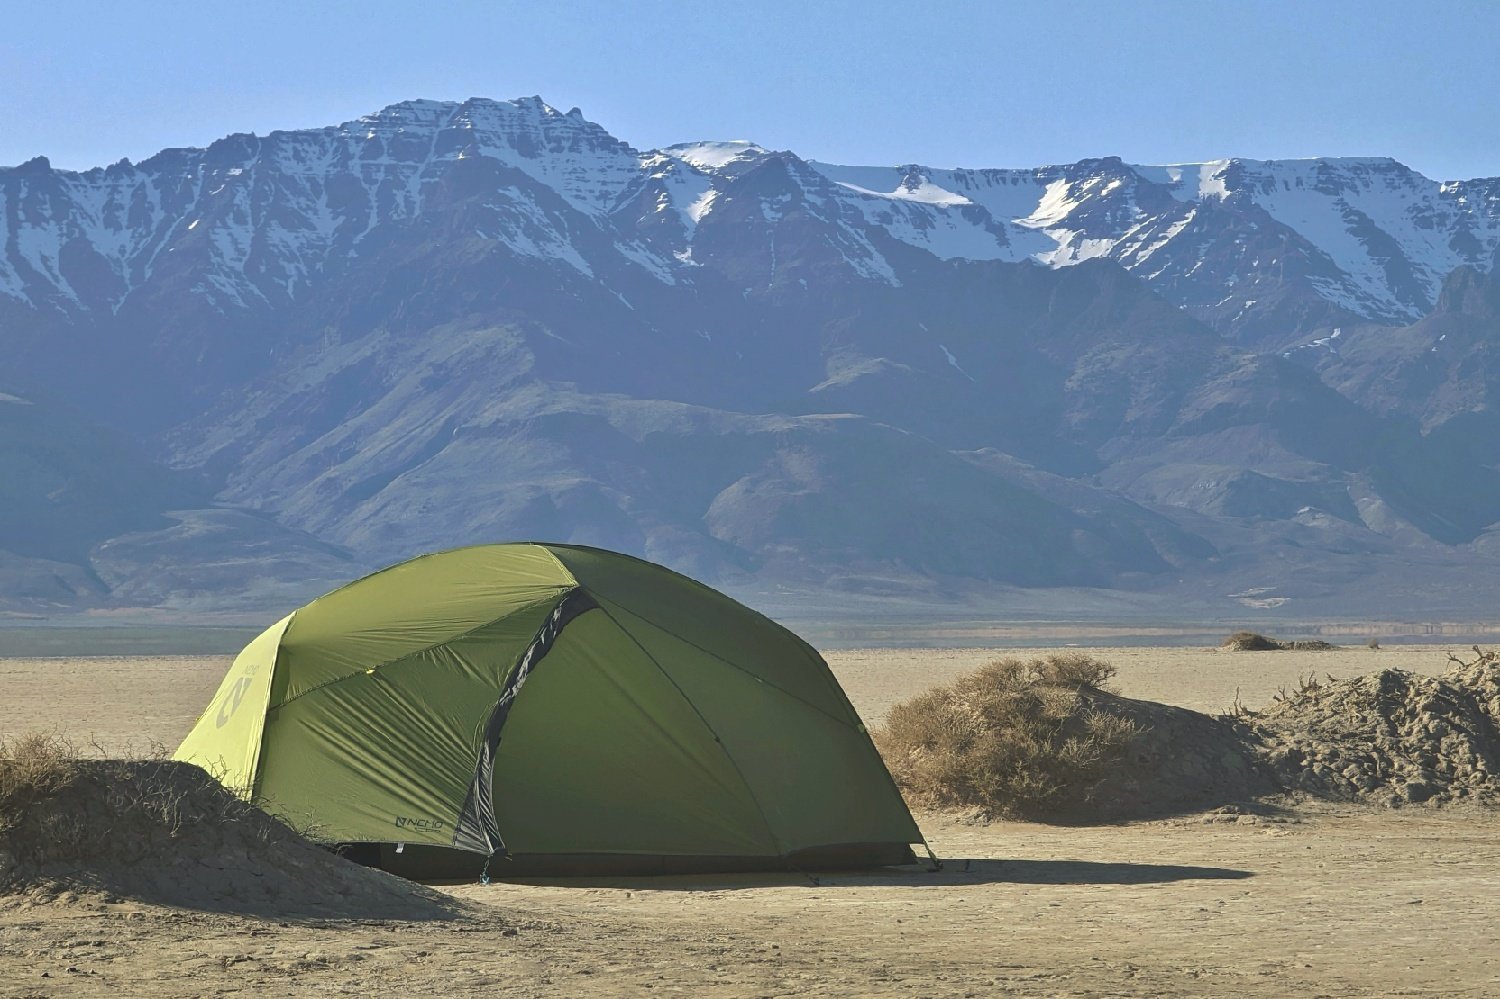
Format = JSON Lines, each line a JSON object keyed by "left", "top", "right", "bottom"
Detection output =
{"left": 176, "top": 543, "right": 926, "bottom": 876}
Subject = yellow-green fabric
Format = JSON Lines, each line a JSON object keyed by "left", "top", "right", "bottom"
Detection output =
{"left": 251, "top": 599, "right": 560, "bottom": 843}
{"left": 177, "top": 613, "right": 292, "bottom": 794}
{"left": 548, "top": 545, "right": 845, "bottom": 711}
{"left": 492, "top": 609, "right": 775, "bottom": 857}
{"left": 270, "top": 544, "right": 573, "bottom": 706}
{"left": 586, "top": 604, "right": 920, "bottom": 849}
{"left": 175, "top": 543, "right": 922, "bottom": 866}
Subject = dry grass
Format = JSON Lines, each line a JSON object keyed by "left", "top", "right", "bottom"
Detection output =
{"left": 873, "top": 653, "right": 1144, "bottom": 819}
{"left": 1, "top": 733, "right": 461, "bottom": 918}
{"left": 0, "top": 733, "right": 79, "bottom": 835}
{"left": 0, "top": 732, "right": 274, "bottom": 876}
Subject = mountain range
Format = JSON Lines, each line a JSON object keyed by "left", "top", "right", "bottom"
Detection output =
{"left": 5, "top": 96, "right": 1500, "bottom": 623}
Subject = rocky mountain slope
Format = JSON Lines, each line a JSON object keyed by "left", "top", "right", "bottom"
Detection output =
{"left": 6, "top": 99, "right": 1498, "bottom": 351}
{"left": 4, "top": 96, "right": 1500, "bottom": 619}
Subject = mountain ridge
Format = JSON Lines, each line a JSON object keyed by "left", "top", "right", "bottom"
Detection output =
{"left": 7, "top": 96, "right": 1499, "bottom": 336}
{"left": 6, "top": 96, "right": 1500, "bottom": 621}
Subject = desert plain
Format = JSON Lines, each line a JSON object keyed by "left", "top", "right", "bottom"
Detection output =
{"left": 2, "top": 642, "right": 1499, "bottom": 997}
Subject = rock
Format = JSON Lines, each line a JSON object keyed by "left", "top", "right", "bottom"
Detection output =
{"left": 1404, "top": 781, "right": 1435, "bottom": 803}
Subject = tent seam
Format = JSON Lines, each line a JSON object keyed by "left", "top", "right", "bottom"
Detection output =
{"left": 592, "top": 602, "right": 788, "bottom": 860}
{"left": 267, "top": 589, "right": 572, "bottom": 712}
{"left": 545, "top": 544, "right": 833, "bottom": 671}
{"left": 545, "top": 544, "right": 852, "bottom": 721}
{"left": 599, "top": 598, "right": 857, "bottom": 730}
{"left": 250, "top": 612, "right": 296, "bottom": 800}
{"left": 297, "top": 542, "right": 577, "bottom": 608}
{"left": 534, "top": 544, "right": 581, "bottom": 587}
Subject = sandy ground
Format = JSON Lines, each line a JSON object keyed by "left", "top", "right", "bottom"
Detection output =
{"left": 3, "top": 643, "right": 1498, "bottom": 997}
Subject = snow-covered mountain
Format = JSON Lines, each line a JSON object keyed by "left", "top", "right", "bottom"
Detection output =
{"left": 0, "top": 98, "right": 640, "bottom": 316}
{"left": 5, "top": 98, "right": 1499, "bottom": 343}
{"left": 812, "top": 157, "right": 1500, "bottom": 335}
{"left": 6, "top": 96, "right": 1500, "bottom": 619}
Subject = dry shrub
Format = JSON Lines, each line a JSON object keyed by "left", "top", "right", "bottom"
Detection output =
{"left": 1223, "top": 631, "right": 1282, "bottom": 651}
{"left": 0, "top": 733, "right": 79, "bottom": 834}
{"left": 1223, "top": 631, "right": 1338, "bottom": 652}
{"left": 0, "top": 733, "right": 271, "bottom": 872}
{"left": 874, "top": 654, "right": 1142, "bottom": 819}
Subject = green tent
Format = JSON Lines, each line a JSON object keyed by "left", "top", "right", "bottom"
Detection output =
{"left": 176, "top": 543, "right": 925, "bottom": 875}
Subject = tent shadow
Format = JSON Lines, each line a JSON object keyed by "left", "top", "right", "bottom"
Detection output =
{"left": 885, "top": 858, "right": 1254, "bottom": 886}
{"left": 492, "top": 858, "right": 1253, "bottom": 891}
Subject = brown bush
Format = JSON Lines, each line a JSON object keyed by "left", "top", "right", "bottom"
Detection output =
{"left": 1223, "top": 631, "right": 1282, "bottom": 651}
{"left": 1222, "top": 631, "right": 1338, "bottom": 652}
{"left": 0, "top": 733, "right": 78, "bottom": 834}
{"left": 873, "top": 654, "right": 1142, "bottom": 819}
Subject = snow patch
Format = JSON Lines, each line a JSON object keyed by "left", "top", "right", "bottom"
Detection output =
{"left": 1017, "top": 179, "right": 1081, "bottom": 229}
{"left": 819, "top": 165, "right": 972, "bottom": 206}
{"left": 1134, "top": 160, "right": 1232, "bottom": 202}
{"left": 666, "top": 141, "right": 766, "bottom": 171}
{"left": 1282, "top": 328, "right": 1343, "bottom": 358}
{"left": 615, "top": 239, "right": 677, "bottom": 284}
{"left": 939, "top": 344, "right": 975, "bottom": 381}
{"left": 688, "top": 188, "right": 718, "bottom": 223}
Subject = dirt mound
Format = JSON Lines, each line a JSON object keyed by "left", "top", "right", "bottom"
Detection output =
{"left": 1247, "top": 657, "right": 1500, "bottom": 806}
{"left": 880, "top": 650, "right": 1500, "bottom": 824}
{"left": 1, "top": 745, "right": 461, "bottom": 919}
{"left": 1222, "top": 631, "right": 1338, "bottom": 652}
{"left": 1065, "top": 688, "right": 1277, "bottom": 821}
{"left": 1447, "top": 650, "right": 1500, "bottom": 733}
{"left": 875, "top": 655, "right": 1275, "bottom": 822}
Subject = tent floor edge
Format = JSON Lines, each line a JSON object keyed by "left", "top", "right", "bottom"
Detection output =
{"left": 350, "top": 841, "right": 919, "bottom": 881}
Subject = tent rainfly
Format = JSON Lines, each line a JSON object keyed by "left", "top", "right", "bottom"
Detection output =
{"left": 176, "top": 543, "right": 927, "bottom": 875}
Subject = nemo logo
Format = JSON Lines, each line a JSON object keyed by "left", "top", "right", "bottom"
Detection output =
{"left": 214, "top": 677, "right": 255, "bottom": 728}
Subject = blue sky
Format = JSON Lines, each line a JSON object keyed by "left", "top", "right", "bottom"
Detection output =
{"left": 5, "top": 0, "right": 1498, "bottom": 179}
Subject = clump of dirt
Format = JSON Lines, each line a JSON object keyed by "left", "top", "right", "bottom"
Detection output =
{"left": 1245, "top": 651, "right": 1500, "bottom": 806}
{"left": 1447, "top": 648, "right": 1500, "bottom": 734}
{"left": 1, "top": 737, "right": 462, "bottom": 919}
{"left": 1059, "top": 687, "right": 1278, "bottom": 821}
{"left": 875, "top": 655, "right": 1275, "bottom": 822}
{"left": 1222, "top": 631, "right": 1339, "bottom": 652}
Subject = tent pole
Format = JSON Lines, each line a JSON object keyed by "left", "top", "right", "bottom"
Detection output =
{"left": 921, "top": 839, "right": 943, "bottom": 872}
